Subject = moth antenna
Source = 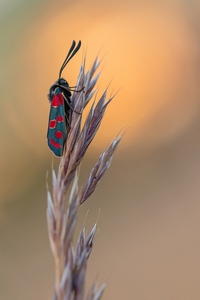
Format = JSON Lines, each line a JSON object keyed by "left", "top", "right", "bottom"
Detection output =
{"left": 59, "top": 40, "right": 81, "bottom": 79}
{"left": 59, "top": 40, "right": 76, "bottom": 78}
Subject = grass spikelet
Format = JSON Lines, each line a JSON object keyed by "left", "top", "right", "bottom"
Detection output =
{"left": 47, "top": 53, "right": 121, "bottom": 300}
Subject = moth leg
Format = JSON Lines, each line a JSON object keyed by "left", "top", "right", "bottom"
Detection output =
{"left": 62, "top": 92, "right": 82, "bottom": 115}
{"left": 60, "top": 84, "right": 85, "bottom": 93}
{"left": 64, "top": 111, "right": 71, "bottom": 129}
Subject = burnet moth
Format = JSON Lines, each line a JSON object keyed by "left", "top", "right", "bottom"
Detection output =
{"left": 47, "top": 40, "right": 81, "bottom": 156}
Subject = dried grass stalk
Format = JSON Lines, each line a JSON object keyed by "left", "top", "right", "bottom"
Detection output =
{"left": 47, "top": 55, "right": 121, "bottom": 300}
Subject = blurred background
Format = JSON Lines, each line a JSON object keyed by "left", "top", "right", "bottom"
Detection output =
{"left": 1, "top": 0, "right": 200, "bottom": 299}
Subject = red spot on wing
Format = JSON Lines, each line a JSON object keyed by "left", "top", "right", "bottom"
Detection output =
{"left": 51, "top": 96, "right": 58, "bottom": 107}
{"left": 50, "top": 138, "right": 62, "bottom": 149}
{"left": 55, "top": 131, "right": 63, "bottom": 139}
{"left": 49, "top": 119, "right": 56, "bottom": 129}
{"left": 52, "top": 94, "right": 64, "bottom": 107}
{"left": 57, "top": 115, "right": 64, "bottom": 122}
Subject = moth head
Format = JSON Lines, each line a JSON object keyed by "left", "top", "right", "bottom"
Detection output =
{"left": 58, "top": 78, "right": 69, "bottom": 88}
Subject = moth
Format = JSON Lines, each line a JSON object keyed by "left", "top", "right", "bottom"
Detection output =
{"left": 47, "top": 40, "right": 81, "bottom": 156}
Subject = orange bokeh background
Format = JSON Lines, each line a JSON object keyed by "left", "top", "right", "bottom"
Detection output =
{"left": 1, "top": 0, "right": 200, "bottom": 299}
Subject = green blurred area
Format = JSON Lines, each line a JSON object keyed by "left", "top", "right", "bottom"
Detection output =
{"left": 1, "top": 0, "right": 200, "bottom": 300}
